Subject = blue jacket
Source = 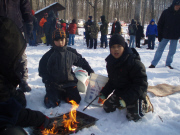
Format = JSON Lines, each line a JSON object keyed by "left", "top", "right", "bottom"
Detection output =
{"left": 146, "top": 19, "right": 158, "bottom": 36}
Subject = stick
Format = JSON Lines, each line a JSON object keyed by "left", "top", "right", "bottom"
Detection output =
{"left": 83, "top": 96, "right": 99, "bottom": 111}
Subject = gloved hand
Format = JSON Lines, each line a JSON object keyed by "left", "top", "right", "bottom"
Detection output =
{"left": 88, "top": 69, "right": 94, "bottom": 76}
{"left": 99, "top": 93, "right": 106, "bottom": 100}
{"left": 118, "top": 98, "right": 126, "bottom": 110}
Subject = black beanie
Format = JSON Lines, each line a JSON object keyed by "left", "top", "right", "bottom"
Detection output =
{"left": 109, "top": 34, "right": 125, "bottom": 48}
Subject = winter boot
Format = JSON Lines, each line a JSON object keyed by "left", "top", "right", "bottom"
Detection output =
{"left": 19, "top": 80, "right": 31, "bottom": 92}
{"left": 149, "top": 64, "right": 155, "bottom": 68}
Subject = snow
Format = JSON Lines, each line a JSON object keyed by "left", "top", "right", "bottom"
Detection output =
{"left": 25, "top": 26, "right": 180, "bottom": 135}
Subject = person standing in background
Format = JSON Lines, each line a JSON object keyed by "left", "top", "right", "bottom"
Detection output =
{"left": 84, "top": 16, "right": 93, "bottom": 48}
{"left": 100, "top": 15, "right": 108, "bottom": 48}
{"left": 68, "top": 19, "right": 77, "bottom": 46}
{"left": 128, "top": 19, "right": 137, "bottom": 48}
{"left": 111, "top": 18, "right": 121, "bottom": 36}
{"left": 146, "top": 19, "right": 158, "bottom": 50}
{"left": 29, "top": 10, "right": 38, "bottom": 46}
{"left": 149, "top": 0, "right": 180, "bottom": 69}
{"left": 136, "top": 22, "right": 144, "bottom": 48}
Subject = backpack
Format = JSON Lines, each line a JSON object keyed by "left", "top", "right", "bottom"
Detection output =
{"left": 129, "top": 25, "right": 134, "bottom": 34}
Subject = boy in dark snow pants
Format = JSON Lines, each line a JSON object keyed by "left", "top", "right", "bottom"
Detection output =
{"left": 39, "top": 28, "right": 94, "bottom": 108}
{"left": 99, "top": 34, "right": 153, "bottom": 122}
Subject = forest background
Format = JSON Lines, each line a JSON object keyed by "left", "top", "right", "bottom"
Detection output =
{"left": 30, "top": 0, "right": 172, "bottom": 28}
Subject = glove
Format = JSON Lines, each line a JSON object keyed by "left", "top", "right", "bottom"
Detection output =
{"left": 118, "top": 98, "right": 126, "bottom": 110}
{"left": 88, "top": 69, "right": 94, "bottom": 76}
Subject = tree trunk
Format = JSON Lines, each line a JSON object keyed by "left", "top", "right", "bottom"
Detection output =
{"left": 134, "top": 0, "right": 142, "bottom": 23}
{"left": 86, "top": 0, "right": 89, "bottom": 19}
{"left": 94, "top": 0, "right": 98, "bottom": 23}
{"left": 150, "top": 0, "right": 155, "bottom": 19}
{"left": 73, "top": 0, "right": 78, "bottom": 34}
{"left": 103, "top": 0, "right": 107, "bottom": 16}
{"left": 142, "top": 0, "right": 147, "bottom": 28}
{"left": 64, "top": 0, "right": 67, "bottom": 21}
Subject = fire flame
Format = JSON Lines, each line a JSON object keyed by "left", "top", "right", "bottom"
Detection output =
{"left": 41, "top": 122, "right": 58, "bottom": 135}
{"left": 62, "top": 100, "right": 79, "bottom": 131}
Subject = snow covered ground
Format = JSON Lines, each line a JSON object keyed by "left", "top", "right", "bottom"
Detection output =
{"left": 25, "top": 26, "right": 180, "bottom": 135}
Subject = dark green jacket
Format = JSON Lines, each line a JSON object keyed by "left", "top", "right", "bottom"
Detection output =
{"left": 90, "top": 23, "right": 99, "bottom": 39}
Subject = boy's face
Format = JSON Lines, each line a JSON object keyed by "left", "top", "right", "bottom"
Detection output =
{"left": 110, "top": 44, "right": 124, "bottom": 59}
{"left": 151, "top": 22, "right": 155, "bottom": 25}
{"left": 54, "top": 38, "right": 66, "bottom": 47}
{"left": 174, "top": 5, "right": 180, "bottom": 11}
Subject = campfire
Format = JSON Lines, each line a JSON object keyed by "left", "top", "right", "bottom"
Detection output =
{"left": 34, "top": 100, "right": 98, "bottom": 135}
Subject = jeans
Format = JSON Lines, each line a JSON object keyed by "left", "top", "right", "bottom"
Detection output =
{"left": 148, "top": 35, "right": 156, "bottom": 49}
{"left": 101, "top": 35, "right": 107, "bottom": 48}
{"left": 151, "top": 38, "right": 178, "bottom": 66}
{"left": 129, "top": 35, "right": 135, "bottom": 48}
{"left": 68, "top": 34, "right": 75, "bottom": 45}
{"left": 29, "top": 30, "right": 36, "bottom": 46}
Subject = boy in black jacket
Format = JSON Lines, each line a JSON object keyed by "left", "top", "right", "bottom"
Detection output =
{"left": 99, "top": 34, "right": 153, "bottom": 122}
{"left": 39, "top": 28, "right": 94, "bottom": 108}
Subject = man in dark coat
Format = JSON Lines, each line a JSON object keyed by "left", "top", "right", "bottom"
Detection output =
{"left": 29, "top": 10, "right": 38, "bottom": 46}
{"left": 43, "top": 10, "right": 56, "bottom": 46}
{"left": 0, "top": 0, "right": 33, "bottom": 92}
{"left": 100, "top": 15, "right": 108, "bottom": 48}
{"left": 110, "top": 18, "right": 121, "bottom": 35}
{"left": 149, "top": 0, "right": 180, "bottom": 69}
{"left": 0, "top": 16, "right": 53, "bottom": 135}
{"left": 128, "top": 19, "right": 137, "bottom": 48}
{"left": 84, "top": 16, "right": 93, "bottom": 48}
{"left": 99, "top": 34, "right": 153, "bottom": 122}
{"left": 136, "top": 22, "right": 144, "bottom": 48}
{"left": 39, "top": 29, "right": 94, "bottom": 108}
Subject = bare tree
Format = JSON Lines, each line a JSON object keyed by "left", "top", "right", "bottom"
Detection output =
{"left": 134, "top": 0, "right": 142, "bottom": 23}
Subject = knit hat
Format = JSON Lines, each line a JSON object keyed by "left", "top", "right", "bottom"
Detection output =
{"left": 109, "top": 34, "right": 125, "bottom": 48}
{"left": 31, "top": 10, "right": 35, "bottom": 16}
{"left": 52, "top": 28, "right": 66, "bottom": 40}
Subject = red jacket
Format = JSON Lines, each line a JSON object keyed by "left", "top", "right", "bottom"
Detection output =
{"left": 61, "top": 23, "right": 66, "bottom": 32}
{"left": 68, "top": 23, "right": 77, "bottom": 34}
{"left": 39, "top": 18, "right": 47, "bottom": 27}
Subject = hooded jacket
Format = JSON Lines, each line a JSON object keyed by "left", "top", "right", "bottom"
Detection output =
{"left": 128, "top": 19, "right": 137, "bottom": 35}
{"left": 158, "top": 0, "right": 180, "bottom": 40}
{"left": 146, "top": 19, "right": 158, "bottom": 36}
{"left": 101, "top": 44, "right": 148, "bottom": 106}
{"left": 39, "top": 45, "right": 94, "bottom": 88}
{"left": 100, "top": 15, "right": 108, "bottom": 35}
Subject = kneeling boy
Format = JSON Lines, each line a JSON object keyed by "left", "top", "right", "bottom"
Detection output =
{"left": 39, "top": 28, "right": 94, "bottom": 108}
{"left": 99, "top": 34, "right": 153, "bottom": 122}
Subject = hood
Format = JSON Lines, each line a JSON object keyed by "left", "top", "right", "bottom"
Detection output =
{"left": 48, "top": 10, "right": 56, "bottom": 18}
{"left": 101, "top": 15, "right": 105, "bottom": 22}
{"left": 149, "top": 19, "right": 155, "bottom": 24}
{"left": 131, "top": 19, "right": 136, "bottom": 24}
{"left": 172, "top": 0, "right": 180, "bottom": 6}
{"left": 0, "top": 17, "right": 26, "bottom": 86}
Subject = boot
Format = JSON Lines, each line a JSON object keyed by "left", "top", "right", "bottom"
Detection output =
{"left": 19, "top": 80, "right": 31, "bottom": 92}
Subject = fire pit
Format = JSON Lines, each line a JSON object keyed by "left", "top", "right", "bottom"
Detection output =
{"left": 33, "top": 111, "right": 98, "bottom": 135}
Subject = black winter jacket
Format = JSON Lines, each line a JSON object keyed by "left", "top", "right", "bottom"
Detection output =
{"left": 136, "top": 25, "right": 144, "bottom": 39}
{"left": 111, "top": 21, "right": 121, "bottom": 35}
{"left": 39, "top": 46, "right": 94, "bottom": 88}
{"left": 0, "top": 0, "right": 33, "bottom": 32}
{"left": 158, "top": 4, "right": 180, "bottom": 40}
{"left": 101, "top": 45, "right": 148, "bottom": 106}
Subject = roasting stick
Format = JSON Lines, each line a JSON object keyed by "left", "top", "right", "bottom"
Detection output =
{"left": 83, "top": 96, "right": 99, "bottom": 111}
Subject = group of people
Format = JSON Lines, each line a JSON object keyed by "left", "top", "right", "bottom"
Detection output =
{"left": 84, "top": 15, "right": 109, "bottom": 49}
{"left": 0, "top": 0, "right": 180, "bottom": 134}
